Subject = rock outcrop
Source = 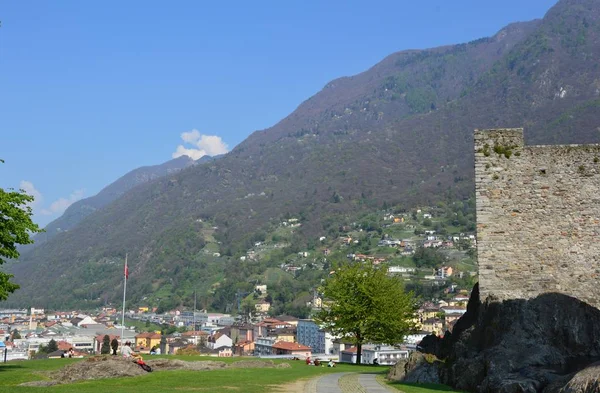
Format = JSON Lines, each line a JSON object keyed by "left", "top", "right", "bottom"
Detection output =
{"left": 387, "top": 352, "right": 442, "bottom": 384}
{"left": 405, "top": 284, "right": 600, "bottom": 393}
{"left": 560, "top": 362, "right": 600, "bottom": 393}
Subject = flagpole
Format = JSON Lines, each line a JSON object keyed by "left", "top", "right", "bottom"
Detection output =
{"left": 121, "top": 253, "right": 128, "bottom": 348}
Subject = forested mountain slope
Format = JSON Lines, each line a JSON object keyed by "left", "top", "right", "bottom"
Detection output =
{"left": 7, "top": 0, "right": 600, "bottom": 309}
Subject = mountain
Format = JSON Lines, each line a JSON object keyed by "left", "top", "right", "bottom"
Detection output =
{"left": 26, "top": 155, "right": 200, "bottom": 249}
{"left": 7, "top": 0, "right": 600, "bottom": 309}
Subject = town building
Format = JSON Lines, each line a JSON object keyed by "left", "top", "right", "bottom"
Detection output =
{"left": 297, "top": 319, "right": 334, "bottom": 355}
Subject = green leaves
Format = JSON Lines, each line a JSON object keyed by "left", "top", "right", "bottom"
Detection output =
{"left": 0, "top": 183, "right": 43, "bottom": 300}
{"left": 315, "top": 263, "right": 417, "bottom": 362}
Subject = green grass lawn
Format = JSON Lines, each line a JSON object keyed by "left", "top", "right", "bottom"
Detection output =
{"left": 385, "top": 379, "right": 465, "bottom": 393}
{"left": 0, "top": 356, "right": 380, "bottom": 393}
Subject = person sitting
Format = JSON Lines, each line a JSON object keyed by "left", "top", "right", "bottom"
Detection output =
{"left": 328, "top": 359, "right": 335, "bottom": 368}
{"left": 150, "top": 346, "right": 157, "bottom": 355}
{"left": 121, "top": 341, "right": 139, "bottom": 359}
{"left": 314, "top": 359, "right": 321, "bottom": 367}
{"left": 305, "top": 356, "right": 311, "bottom": 365}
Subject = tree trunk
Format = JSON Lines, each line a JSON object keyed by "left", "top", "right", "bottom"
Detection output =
{"left": 356, "top": 341, "right": 362, "bottom": 365}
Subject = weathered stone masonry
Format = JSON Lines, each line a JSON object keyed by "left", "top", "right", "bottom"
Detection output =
{"left": 475, "top": 128, "right": 600, "bottom": 308}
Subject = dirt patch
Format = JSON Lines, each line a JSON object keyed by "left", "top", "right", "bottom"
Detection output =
{"left": 229, "top": 360, "right": 277, "bottom": 368}
{"left": 27, "top": 357, "right": 292, "bottom": 386}
{"left": 51, "top": 356, "right": 147, "bottom": 383}
{"left": 146, "top": 359, "right": 228, "bottom": 371}
{"left": 271, "top": 379, "right": 311, "bottom": 393}
{"left": 19, "top": 381, "right": 60, "bottom": 387}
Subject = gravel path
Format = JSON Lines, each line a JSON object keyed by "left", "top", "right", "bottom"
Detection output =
{"left": 311, "top": 372, "right": 395, "bottom": 393}
{"left": 315, "top": 372, "right": 349, "bottom": 393}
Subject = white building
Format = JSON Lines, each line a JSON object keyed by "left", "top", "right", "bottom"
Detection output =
{"left": 208, "top": 332, "right": 233, "bottom": 350}
{"left": 340, "top": 344, "right": 410, "bottom": 365}
{"left": 255, "top": 336, "right": 276, "bottom": 356}
{"left": 388, "top": 266, "right": 416, "bottom": 274}
{"left": 362, "top": 345, "right": 410, "bottom": 365}
{"left": 404, "top": 333, "right": 428, "bottom": 345}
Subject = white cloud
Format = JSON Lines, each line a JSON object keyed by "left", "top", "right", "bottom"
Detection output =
{"left": 41, "top": 189, "right": 85, "bottom": 216}
{"left": 19, "top": 180, "right": 44, "bottom": 208}
{"left": 172, "top": 129, "right": 229, "bottom": 160}
{"left": 17, "top": 181, "right": 86, "bottom": 227}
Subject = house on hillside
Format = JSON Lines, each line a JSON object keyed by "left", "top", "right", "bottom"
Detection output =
{"left": 255, "top": 299, "right": 271, "bottom": 313}
{"left": 421, "top": 318, "right": 444, "bottom": 335}
{"left": 388, "top": 266, "right": 416, "bottom": 274}
{"left": 436, "top": 266, "right": 453, "bottom": 278}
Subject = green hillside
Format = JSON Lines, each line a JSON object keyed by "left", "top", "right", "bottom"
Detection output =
{"left": 6, "top": 0, "right": 600, "bottom": 310}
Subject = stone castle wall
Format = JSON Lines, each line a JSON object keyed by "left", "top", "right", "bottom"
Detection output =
{"left": 475, "top": 128, "right": 600, "bottom": 307}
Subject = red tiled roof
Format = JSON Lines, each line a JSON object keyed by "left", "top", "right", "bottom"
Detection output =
{"left": 57, "top": 341, "right": 72, "bottom": 351}
{"left": 272, "top": 341, "right": 310, "bottom": 351}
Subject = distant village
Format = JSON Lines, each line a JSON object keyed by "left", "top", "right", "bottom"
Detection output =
{"left": 245, "top": 207, "right": 477, "bottom": 283}
{"left": 0, "top": 284, "right": 469, "bottom": 365}
{"left": 0, "top": 205, "right": 475, "bottom": 365}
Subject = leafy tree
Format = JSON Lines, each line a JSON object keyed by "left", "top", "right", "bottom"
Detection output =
{"left": 110, "top": 338, "right": 119, "bottom": 355}
{"left": 11, "top": 328, "right": 21, "bottom": 340}
{"left": 315, "top": 263, "right": 416, "bottom": 364}
{"left": 160, "top": 334, "right": 167, "bottom": 354}
{"left": 45, "top": 339, "right": 58, "bottom": 353}
{"left": 0, "top": 167, "right": 43, "bottom": 300}
{"left": 240, "top": 299, "right": 254, "bottom": 322}
{"left": 412, "top": 246, "right": 445, "bottom": 268}
{"left": 101, "top": 335, "right": 111, "bottom": 354}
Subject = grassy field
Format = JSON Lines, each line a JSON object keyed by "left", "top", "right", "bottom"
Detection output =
{"left": 0, "top": 356, "right": 464, "bottom": 393}
{"left": 0, "top": 356, "right": 378, "bottom": 393}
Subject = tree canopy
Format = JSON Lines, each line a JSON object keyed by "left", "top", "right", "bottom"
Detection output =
{"left": 0, "top": 169, "right": 43, "bottom": 300}
{"left": 39, "top": 338, "right": 58, "bottom": 354}
{"left": 315, "top": 262, "right": 417, "bottom": 364}
{"left": 101, "top": 335, "right": 111, "bottom": 354}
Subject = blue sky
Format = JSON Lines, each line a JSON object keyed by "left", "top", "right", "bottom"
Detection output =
{"left": 1, "top": 0, "right": 558, "bottom": 227}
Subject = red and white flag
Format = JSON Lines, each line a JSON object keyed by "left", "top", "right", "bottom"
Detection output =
{"left": 124, "top": 260, "right": 129, "bottom": 280}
